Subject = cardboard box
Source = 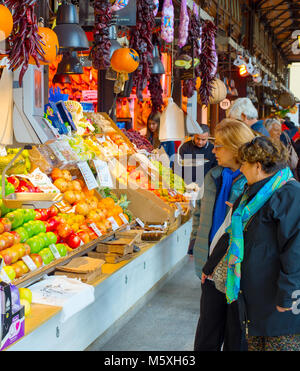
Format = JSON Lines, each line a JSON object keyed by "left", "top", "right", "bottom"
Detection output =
{"left": 112, "top": 187, "right": 175, "bottom": 224}
{"left": 54, "top": 257, "right": 105, "bottom": 284}
{"left": 88, "top": 251, "right": 133, "bottom": 264}
{"left": 0, "top": 282, "right": 25, "bottom": 351}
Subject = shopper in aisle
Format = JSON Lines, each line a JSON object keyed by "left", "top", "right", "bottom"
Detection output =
{"left": 178, "top": 125, "right": 217, "bottom": 185}
{"left": 264, "top": 118, "right": 282, "bottom": 143}
{"left": 202, "top": 137, "right": 300, "bottom": 351}
{"left": 146, "top": 111, "right": 175, "bottom": 167}
{"left": 193, "top": 118, "right": 256, "bottom": 351}
{"left": 228, "top": 98, "right": 270, "bottom": 137}
{"left": 178, "top": 125, "right": 218, "bottom": 256}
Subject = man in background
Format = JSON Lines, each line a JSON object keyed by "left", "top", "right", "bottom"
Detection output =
{"left": 178, "top": 124, "right": 217, "bottom": 255}
{"left": 228, "top": 97, "right": 270, "bottom": 137}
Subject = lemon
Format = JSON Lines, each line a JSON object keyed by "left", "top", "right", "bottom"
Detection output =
{"left": 20, "top": 299, "right": 31, "bottom": 317}
{"left": 19, "top": 287, "right": 32, "bottom": 304}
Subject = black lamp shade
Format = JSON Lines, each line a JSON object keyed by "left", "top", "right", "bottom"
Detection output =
{"left": 54, "top": 2, "right": 89, "bottom": 51}
{"left": 53, "top": 74, "right": 71, "bottom": 84}
{"left": 152, "top": 45, "right": 165, "bottom": 75}
{"left": 57, "top": 52, "right": 83, "bottom": 75}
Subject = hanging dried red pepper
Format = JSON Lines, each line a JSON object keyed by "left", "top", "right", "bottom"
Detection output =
{"left": 129, "top": 0, "right": 155, "bottom": 102}
{"left": 198, "top": 20, "right": 218, "bottom": 106}
{"left": 5, "top": 0, "right": 45, "bottom": 86}
{"left": 90, "top": 0, "right": 112, "bottom": 70}
{"left": 182, "top": 7, "right": 202, "bottom": 99}
{"left": 148, "top": 74, "right": 163, "bottom": 112}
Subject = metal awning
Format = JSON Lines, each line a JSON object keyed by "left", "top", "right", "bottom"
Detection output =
{"left": 254, "top": 0, "right": 300, "bottom": 63}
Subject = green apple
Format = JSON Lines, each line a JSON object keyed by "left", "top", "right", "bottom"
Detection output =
{"left": 34, "top": 220, "right": 46, "bottom": 234}
{"left": 15, "top": 227, "right": 29, "bottom": 243}
{"left": 38, "top": 232, "right": 50, "bottom": 247}
{"left": 22, "top": 209, "right": 36, "bottom": 223}
{"left": 39, "top": 248, "right": 54, "bottom": 265}
{"left": 6, "top": 210, "right": 24, "bottom": 230}
{"left": 56, "top": 243, "right": 67, "bottom": 257}
{"left": 46, "top": 232, "right": 57, "bottom": 245}
{"left": 27, "top": 237, "right": 43, "bottom": 254}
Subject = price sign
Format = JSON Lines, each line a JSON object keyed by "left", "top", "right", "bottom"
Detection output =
{"left": 119, "top": 213, "right": 129, "bottom": 225}
{"left": 22, "top": 255, "right": 38, "bottom": 272}
{"left": 89, "top": 223, "right": 102, "bottom": 237}
{"left": 135, "top": 218, "right": 145, "bottom": 228}
{"left": 49, "top": 244, "right": 61, "bottom": 259}
{"left": 77, "top": 161, "right": 98, "bottom": 190}
{"left": 93, "top": 159, "right": 114, "bottom": 188}
{"left": 108, "top": 216, "right": 119, "bottom": 231}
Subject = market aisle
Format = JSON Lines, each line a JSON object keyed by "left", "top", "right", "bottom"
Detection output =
{"left": 86, "top": 257, "right": 201, "bottom": 351}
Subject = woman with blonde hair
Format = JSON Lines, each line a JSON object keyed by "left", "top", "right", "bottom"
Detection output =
{"left": 193, "top": 118, "right": 256, "bottom": 351}
{"left": 203, "top": 136, "right": 300, "bottom": 351}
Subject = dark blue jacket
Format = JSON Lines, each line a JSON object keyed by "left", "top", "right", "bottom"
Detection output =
{"left": 204, "top": 176, "right": 300, "bottom": 336}
{"left": 251, "top": 120, "right": 270, "bottom": 137}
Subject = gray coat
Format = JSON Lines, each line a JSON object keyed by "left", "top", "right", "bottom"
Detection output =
{"left": 193, "top": 166, "right": 247, "bottom": 279}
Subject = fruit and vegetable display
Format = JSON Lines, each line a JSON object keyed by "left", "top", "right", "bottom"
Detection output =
{"left": 0, "top": 149, "right": 31, "bottom": 175}
{"left": 7, "top": 176, "right": 42, "bottom": 193}
{"left": 0, "top": 193, "right": 131, "bottom": 281}
{"left": 151, "top": 160, "right": 186, "bottom": 194}
{"left": 121, "top": 129, "right": 154, "bottom": 152}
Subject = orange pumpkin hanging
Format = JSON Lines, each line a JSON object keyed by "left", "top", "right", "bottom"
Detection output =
{"left": 111, "top": 48, "right": 140, "bottom": 73}
{"left": 29, "top": 27, "right": 59, "bottom": 65}
{"left": 0, "top": 5, "right": 13, "bottom": 42}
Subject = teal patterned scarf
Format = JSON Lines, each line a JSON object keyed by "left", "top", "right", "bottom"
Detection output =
{"left": 224, "top": 167, "right": 293, "bottom": 304}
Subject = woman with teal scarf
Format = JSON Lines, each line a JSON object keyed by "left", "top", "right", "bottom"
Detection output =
{"left": 194, "top": 119, "right": 256, "bottom": 351}
{"left": 203, "top": 137, "right": 300, "bottom": 351}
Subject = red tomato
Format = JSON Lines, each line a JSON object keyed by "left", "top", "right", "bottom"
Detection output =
{"left": 66, "top": 233, "right": 81, "bottom": 249}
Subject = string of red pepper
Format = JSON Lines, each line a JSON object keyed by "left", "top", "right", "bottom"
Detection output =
{"left": 198, "top": 20, "right": 218, "bottom": 107}
{"left": 5, "top": 0, "right": 45, "bottom": 86}
{"left": 129, "top": 0, "right": 155, "bottom": 102}
{"left": 90, "top": 0, "right": 112, "bottom": 70}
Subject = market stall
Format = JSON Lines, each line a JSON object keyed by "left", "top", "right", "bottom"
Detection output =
{"left": 0, "top": 0, "right": 229, "bottom": 351}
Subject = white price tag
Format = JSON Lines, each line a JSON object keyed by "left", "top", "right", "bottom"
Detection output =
{"left": 108, "top": 217, "right": 119, "bottom": 231}
{"left": 89, "top": 223, "right": 102, "bottom": 237}
{"left": 0, "top": 145, "right": 7, "bottom": 157}
{"left": 22, "top": 256, "right": 37, "bottom": 272}
{"left": 77, "top": 161, "right": 98, "bottom": 190}
{"left": 93, "top": 159, "right": 113, "bottom": 188}
{"left": 97, "top": 136, "right": 106, "bottom": 144}
{"left": 49, "top": 244, "right": 61, "bottom": 259}
{"left": 135, "top": 218, "right": 145, "bottom": 228}
{"left": 175, "top": 202, "right": 183, "bottom": 214}
{"left": 119, "top": 213, "right": 129, "bottom": 225}
{"left": 0, "top": 268, "right": 11, "bottom": 284}
{"left": 174, "top": 209, "right": 181, "bottom": 218}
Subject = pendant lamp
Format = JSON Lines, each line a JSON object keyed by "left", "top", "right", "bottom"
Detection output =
{"left": 54, "top": 0, "right": 89, "bottom": 51}
{"left": 57, "top": 51, "right": 83, "bottom": 75}
{"left": 152, "top": 45, "right": 165, "bottom": 75}
{"left": 109, "top": 24, "right": 122, "bottom": 59}
{"left": 53, "top": 73, "right": 71, "bottom": 84}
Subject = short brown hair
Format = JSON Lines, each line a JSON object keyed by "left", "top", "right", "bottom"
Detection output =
{"left": 238, "top": 136, "right": 289, "bottom": 174}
